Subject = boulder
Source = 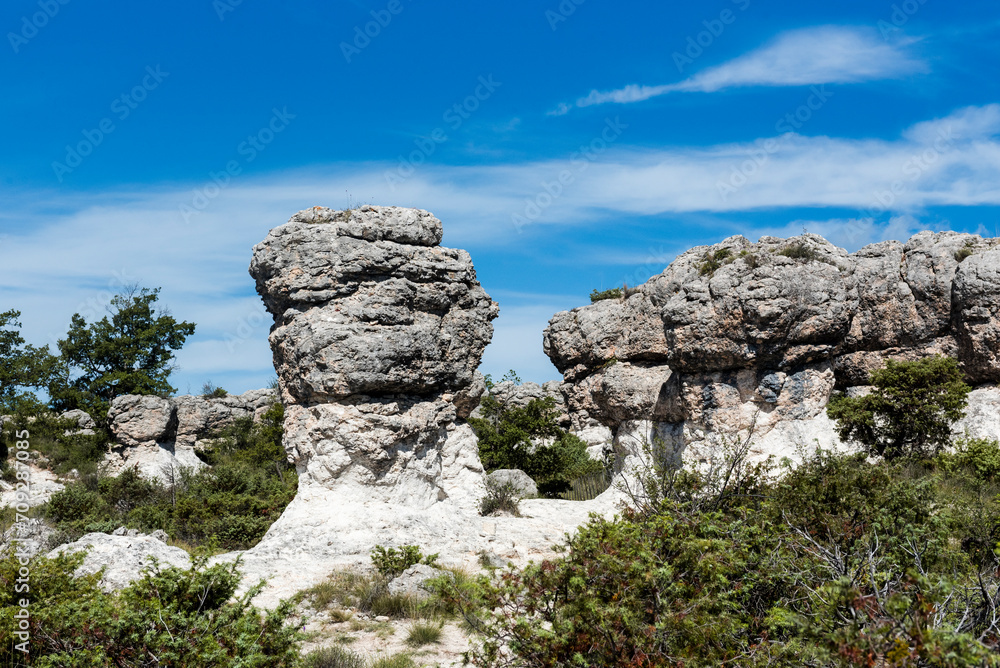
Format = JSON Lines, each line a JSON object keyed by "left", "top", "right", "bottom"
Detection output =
{"left": 48, "top": 532, "right": 191, "bottom": 591}
{"left": 486, "top": 469, "right": 538, "bottom": 497}
{"left": 249, "top": 206, "right": 498, "bottom": 404}
{"left": 387, "top": 563, "right": 448, "bottom": 599}
{"left": 232, "top": 207, "right": 626, "bottom": 607}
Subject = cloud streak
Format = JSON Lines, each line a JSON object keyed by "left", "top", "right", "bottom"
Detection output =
{"left": 559, "top": 26, "right": 926, "bottom": 112}
{"left": 2, "top": 105, "right": 998, "bottom": 390}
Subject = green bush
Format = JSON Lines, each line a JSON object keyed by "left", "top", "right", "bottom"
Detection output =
{"left": 589, "top": 287, "right": 624, "bottom": 302}
{"left": 827, "top": 356, "right": 970, "bottom": 459}
{"left": 1, "top": 411, "right": 108, "bottom": 476}
{"left": 698, "top": 247, "right": 733, "bottom": 276}
{"left": 777, "top": 241, "right": 820, "bottom": 261}
{"left": 370, "top": 545, "right": 438, "bottom": 579}
{"left": 0, "top": 552, "right": 300, "bottom": 666}
{"left": 201, "top": 381, "right": 228, "bottom": 398}
{"left": 479, "top": 478, "right": 521, "bottom": 516}
{"left": 303, "top": 645, "right": 367, "bottom": 668}
{"left": 470, "top": 383, "right": 603, "bottom": 497}
{"left": 458, "top": 448, "right": 1000, "bottom": 667}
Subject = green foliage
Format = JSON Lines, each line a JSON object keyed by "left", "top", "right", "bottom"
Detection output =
{"left": 955, "top": 241, "right": 976, "bottom": 262}
{"left": 777, "top": 241, "right": 820, "bottom": 261}
{"left": 201, "top": 381, "right": 228, "bottom": 398}
{"left": 589, "top": 287, "right": 623, "bottom": 302}
{"left": 460, "top": 447, "right": 1000, "bottom": 667}
{"left": 827, "top": 356, "right": 970, "bottom": 459}
{"left": 47, "top": 286, "right": 196, "bottom": 425}
{"left": 406, "top": 620, "right": 443, "bottom": 646}
{"left": 42, "top": 403, "right": 296, "bottom": 550}
{"left": 479, "top": 478, "right": 522, "bottom": 516}
{"left": 0, "top": 552, "right": 300, "bottom": 666}
{"left": 942, "top": 436, "right": 1000, "bottom": 481}
{"left": 1, "top": 411, "right": 108, "bottom": 475}
{"left": 589, "top": 284, "right": 640, "bottom": 303}
{"left": 370, "top": 545, "right": 438, "bottom": 579}
{"left": 0, "top": 309, "right": 57, "bottom": 414}
{"left": 470, "top": 384, "right": 603, "bottom": 497}
{"left": 698, "top": 247, "right": 733, "bottom": 276}
{"left": 370, "top": 655, "right": 416, "bottom": 668}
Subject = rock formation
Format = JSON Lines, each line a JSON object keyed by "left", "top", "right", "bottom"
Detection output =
{"left": 234, "top": 206, "right": 618, "bottom": 605}
{"left": 544, "top": 232, "right": 1000, "bottom": 463}
{"left": 105, "top": 389, "right": 277, "bottom": 479}
{"left": 248, "top": 205, "right": 498, "bottom": 506}
{"left": 49, "top": 531, "right": 191, "bottom": 591}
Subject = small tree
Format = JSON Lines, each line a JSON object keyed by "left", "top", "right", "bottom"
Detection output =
{"left": 0, "top": 309, "right": 58, "bottom": 414}
{"left": 48, "top": 286, "right": 196, "bottom": 425}
{"left": 827, "top": 356, "right": 970, "bottom": 459}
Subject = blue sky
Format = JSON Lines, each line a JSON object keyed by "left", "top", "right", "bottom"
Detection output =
{"left": 2, "top": 0, "right": 1000, "bottom": 394}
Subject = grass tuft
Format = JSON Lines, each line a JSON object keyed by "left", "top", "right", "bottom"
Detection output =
{"left": 406, "top": 620, "right": 443, "bottom": 647}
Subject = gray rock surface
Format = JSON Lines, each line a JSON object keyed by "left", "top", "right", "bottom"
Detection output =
{"left": 60, "top": 408, "right": 96, "bottom": 434}
{"left": 0, "top": 519, "right": 57, "bottom": 559}
{"left": 249, "top": 206, "right": 498, "bottom": 404}
{"left": 486, "top": 469, "right": 538, "bottom": 497}
{"left": 105, "top": 389, "right": 278, "bottom": 480}
{"left": 387, "top": 563, "right": 447, "bottom": 599}
{"left": 48, "top": 532, "right": 192, "bottom": 591}
{"left": 544, "top": 231, "right": 1000, "bottom": 462}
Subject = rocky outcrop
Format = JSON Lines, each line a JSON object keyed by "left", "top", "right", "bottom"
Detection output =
{"left": 249, "top": 206, "right": 498, "bottom": 502}
{"left": 48, "top": 531, "right": 191, "bottom": 591}
{"left": 105, "top": 389, "right": 277, "bottom": 479}
{"left": 234, "top": 206, "right": 622, "bottom": 606}
{"left": 544, "top": 232, "right": 1000, "bottom": 462}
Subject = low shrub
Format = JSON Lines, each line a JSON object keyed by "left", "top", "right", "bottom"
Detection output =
{"left": 302, "top": 645, "right": 366, "bottom": 668}
{"left": 370, "top": 544, "right": 438, "bottom": 579}
{"left": 201, "top": 381, "right": 228, "bottom": 398}
{"left": 0, "top": 553, "right": 300, "bottom": 665}
{"left": 479, "top": 478, "right": 521, "bottom": 516}
{"left": 589, "top": 287, "right": 623, "bottom": 302}
{"left": 777, "top": 241, "right": 820, "bottom": 261}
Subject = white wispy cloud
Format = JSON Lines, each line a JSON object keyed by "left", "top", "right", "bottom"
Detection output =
{"left": 2, "top": 105, "right": 998, "bottom": 389}
{"left": 557, "top": 26, "right": 926, "bottom": 113}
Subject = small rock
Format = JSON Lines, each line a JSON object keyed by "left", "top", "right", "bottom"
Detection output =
{"left": 374, "top": 615, "right": 390, "bottom": 622}
{"left": 387, "top": 563, "right": 450, "bottom": 600}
